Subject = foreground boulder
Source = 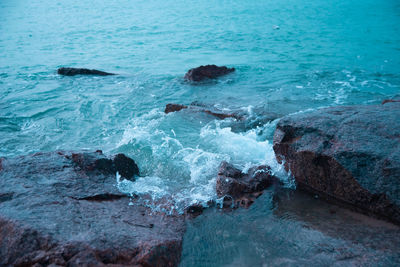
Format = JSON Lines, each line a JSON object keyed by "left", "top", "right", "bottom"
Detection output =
{"left": 57, "top": 67, "right": 115, "bottom": 76}
{"left": 273, "top": 102, "right": 400, "bottom": 224}
{"left": 0, "top": 151, "right": 185, "bottom": 266}
{"left": 184, "top": 65, "right": 235, "bottom": 81}
{"left": 216, "top": 161, "right": 279, "bottom": 208}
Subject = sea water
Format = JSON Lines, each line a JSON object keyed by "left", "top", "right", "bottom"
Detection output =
{"left": 1, "top": 0, "right": 399, "bottom": 265}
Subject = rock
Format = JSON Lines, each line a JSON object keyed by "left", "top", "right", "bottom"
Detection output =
{"left": 57, "top": 67, "right": 115, "bottom": 76}
{"left": 184, "top": 65, "right": 235, "bottom": 81}
{"left": 164, "top": 103, "right": 242, "bottom": 120}
{"left": 216, "top": 161, "right": 279, "bottom": 208}
{"left": 113, "top": 153, "right": 140, "bottom": 180}
{"left": 67, "top": 151, "right": 139, "bottom": 181}
{"left": 273, "top": 103, "right": 400, "bottom": 224}
{"left": 0, "top": 151, "right": 185, "bottom": 267}
{"left": 165, "top": 104, "right": 188, "bottom": 114}
{"left": 382, "top": 99, "right": 400, "bottom": 105}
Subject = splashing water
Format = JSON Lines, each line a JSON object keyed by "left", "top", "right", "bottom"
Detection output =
{"left": 115, "top": 108, "right": 288, "bottom": 213}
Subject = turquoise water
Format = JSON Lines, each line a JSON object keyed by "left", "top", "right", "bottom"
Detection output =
{"left": 1, "top": 0, "right": 400, "bottom": 265}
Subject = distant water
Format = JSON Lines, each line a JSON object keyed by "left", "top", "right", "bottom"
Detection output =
{"left": 1, "top": 0, "right": 400, "bottom": 265}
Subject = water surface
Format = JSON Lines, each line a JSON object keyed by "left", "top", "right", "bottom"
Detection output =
{"left": 1, "top": 0, "right": 400, "bottom": 265}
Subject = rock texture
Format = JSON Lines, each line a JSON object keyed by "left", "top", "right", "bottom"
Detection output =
{"left": 216, "top": 161, "right": 279, "bottom": 208}
{"left": 184, "top": 65, "right": 235, "bottom": 81}
{"left": 57, "top": 67, "right": 115, "bottom": 76}
{"left": 273, "top": 102, "right": 400, "bottom": 224}
{"left": 0, "top": 151, "right": 185, "bottom": 267}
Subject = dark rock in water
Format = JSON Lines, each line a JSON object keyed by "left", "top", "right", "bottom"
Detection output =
{"left": 165, "top": 103, "right": 188, "bottom": 114}
{"left": 273, "top": 102, "right": 400, "bottom": 224}
{"left": 184, "top": 65, "right": 235, "bottom": 81}
{"left": 68, "top": 151, "right": 139, "bottom": 181}
{"left": 0, "top": 158, "right": 2, "bottom": 171}
{"left": 216, "top": 161, "right": 279, "bottom": 208}
{"left": 57, "top": 67, "right": 115, "bottom": 76}
{"left": 113, "top": 153, "right": 140, "bottom": 180}
{"left": 0, "top": 151, "right": 184, "bottom": 267}
{"left": 202, "top": 109, "right": 238, "bottom": 120}
{"left": 382, "top": 99, "right": 400, "bottom": 105}
{"left": 165, "top": 103, "right": 242, "bottom": 120}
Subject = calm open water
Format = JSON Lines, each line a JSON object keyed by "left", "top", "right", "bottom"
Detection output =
{"left": 1, "top": 0, "right": 400, "bottom": 266}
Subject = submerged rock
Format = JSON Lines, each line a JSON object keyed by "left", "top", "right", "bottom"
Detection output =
{"left": 184, "top": 65, "right": 235, "bottom": 81}
{"left": 216, "top": 161, "right": 279, "bottom": 208}
{"left": 382, "top": 99, "right": 400, "bottom": 105}
{"left": 0, "top": 151, "right": 185, "bottom": 267}
{"left": 271, "top": 187, "right": 400, "bottom": 264}
{"left": 164, "top": 103, "right": 242, "bottom": 120}
{"left": 273, "top": 102, "right": 400, "bottom": 224}
{"left": 57, "top": 67, "right": 115, "bottom": 76}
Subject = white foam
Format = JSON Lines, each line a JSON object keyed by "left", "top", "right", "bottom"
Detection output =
{"left": 116, "top": 172, "right": 168, "bottom": 199}
{"left": 177, "top": 147, "right": 229, "bottom": 183}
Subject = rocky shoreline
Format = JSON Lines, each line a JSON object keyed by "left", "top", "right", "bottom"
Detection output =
{"left": 1, "top": 65, "right": 399, "bottom": 265}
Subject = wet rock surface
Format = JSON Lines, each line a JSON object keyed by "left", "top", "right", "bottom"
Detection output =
{"left": 216, "top": 161, "right": 280, "bottom": 208}
{"left": 57, "top": 67, "right": 115, "bottom": 76}
{"left": 0, "top": 151, "right": 185, "bottom": 267}
{"left": 184, "top": 65, "right": 235, "bottom": 81}
{"left": 273, "top": 102, "right": 400, "bottom": 224}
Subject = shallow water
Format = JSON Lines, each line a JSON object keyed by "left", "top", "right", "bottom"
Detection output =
{"left": 1, "top": 0, "right": 400, "bottom": 265}
{"left": 181, "top": 189, "right": 400, "bottom": 267}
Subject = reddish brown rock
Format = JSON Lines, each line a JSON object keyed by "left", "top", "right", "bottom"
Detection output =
{"left": 184, "top": 65, "right": 235, "bottom": 81}
{"left": 0, "top": 151, "right": 185, "bottom": 267}
{"left": 216, "top": 161, "right": 279, "bottom": 208}
{"left": 273, "top": 103, "right": 400, "bottom": 224}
